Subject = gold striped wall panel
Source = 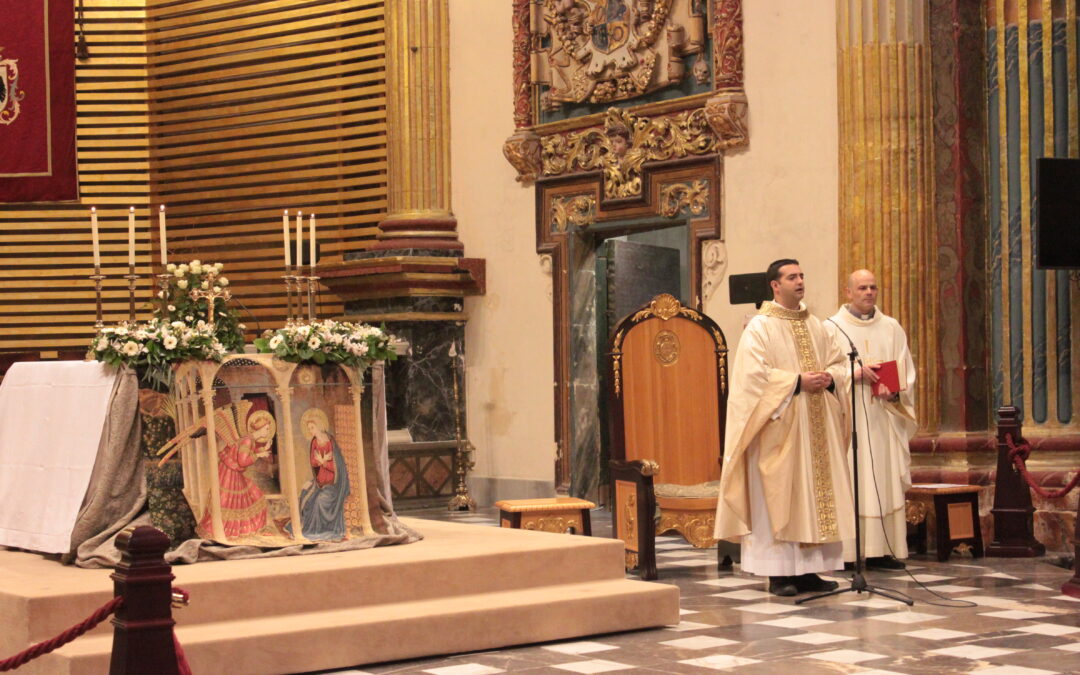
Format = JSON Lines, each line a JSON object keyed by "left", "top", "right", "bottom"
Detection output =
{"left": 145, "top": 0, "right": 388, "bottom": 333}
{"left": 0, "top": 0, "right": 155, "bottom": 354}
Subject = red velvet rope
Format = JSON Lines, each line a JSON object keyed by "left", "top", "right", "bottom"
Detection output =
{"left": 0, "top": 596, "right": 123, "bottom": 671}
{"left": 1005, "top": 433, "right": 1080, "bottom": 500}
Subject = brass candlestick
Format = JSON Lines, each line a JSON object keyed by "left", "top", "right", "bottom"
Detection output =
{"left": 124, "top": 264, "right": 139, "bottom": 321}
{"left": 90, "top": 266, "right": 106, "bottom": 329}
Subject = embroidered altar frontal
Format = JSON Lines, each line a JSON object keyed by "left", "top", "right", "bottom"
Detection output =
{"left": 170, "top": 354, "right": 389, "bottom": 547}
{"left": 0, "top": 0, "right": 78, "bottom": 202}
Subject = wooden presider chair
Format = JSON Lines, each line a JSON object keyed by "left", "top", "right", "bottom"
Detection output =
{"left": 607, "top": 293, "right": 728, "bottom": 580}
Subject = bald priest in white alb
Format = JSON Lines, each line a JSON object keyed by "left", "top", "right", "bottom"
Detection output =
{"left": 824, "top": 269, "right": 917, "bottom": 570}
{"left": 715, "top": 259, "right": 856, "bottom": 597}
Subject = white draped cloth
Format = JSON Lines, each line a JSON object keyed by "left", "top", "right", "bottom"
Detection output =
{"left": 824, "top": 306, "right": 917, "bottom": 560}
{"left": 716, "top": 301, "right": 855, "bottom": 577}
{"left": 0, "top": 361, "right": 119, "bottom": 553}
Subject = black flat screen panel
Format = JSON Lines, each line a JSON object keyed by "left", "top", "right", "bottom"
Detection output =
{"left": 1036, "top": 157, "right": 1080, "bottom": 269}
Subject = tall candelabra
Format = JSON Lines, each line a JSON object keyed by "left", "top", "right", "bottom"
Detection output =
{"left": 283, "top": 265, "right": 298, "bottom": 322}
{"left": 447, "top": 340, "right": 477, "bottom": 511}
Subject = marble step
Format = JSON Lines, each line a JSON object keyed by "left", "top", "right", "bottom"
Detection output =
{"left": 43, "top": 577, "right": 679, "bottom": 675}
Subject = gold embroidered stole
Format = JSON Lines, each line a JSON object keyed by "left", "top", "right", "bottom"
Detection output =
{"left": 760, "top": 302, "right": 838, "bottom": 541}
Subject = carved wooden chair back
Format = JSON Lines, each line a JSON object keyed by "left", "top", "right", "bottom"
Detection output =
{"left": 608, "top": 294, "right": 727, "bottom": 481}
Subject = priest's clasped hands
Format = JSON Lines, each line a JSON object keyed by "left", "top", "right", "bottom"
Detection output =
{"left": 799, "top": 371, "right": 833, "bottom": 393}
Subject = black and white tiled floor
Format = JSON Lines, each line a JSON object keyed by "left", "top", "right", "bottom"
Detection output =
{"left": 315, "top": 507, "right": 1080, "bottom": 674}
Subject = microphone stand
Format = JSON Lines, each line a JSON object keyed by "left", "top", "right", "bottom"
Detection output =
{"left": 798, "top": 322, "right": 912, "bottom": 606}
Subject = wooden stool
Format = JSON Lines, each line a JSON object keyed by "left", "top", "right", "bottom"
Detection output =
{"left": 906, "top": 484, "right": 984, "bottom": 562}
{"left": 495, "top": 497, "right": 595, "bottom": 535}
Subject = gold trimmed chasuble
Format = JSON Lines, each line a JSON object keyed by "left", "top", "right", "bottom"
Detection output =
{"left": 715, "top": 301, "right": 855, "bottom": 545}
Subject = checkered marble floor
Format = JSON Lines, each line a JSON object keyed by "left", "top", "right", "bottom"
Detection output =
{"left": 310, "top": 507, "right": 1080, "bottom": 674}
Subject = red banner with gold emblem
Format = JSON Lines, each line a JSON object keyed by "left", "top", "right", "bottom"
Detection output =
{"left": 0, "top": 0, "right": 77, "bottom": 203}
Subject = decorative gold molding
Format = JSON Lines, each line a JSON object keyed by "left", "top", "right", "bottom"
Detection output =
{"left": 524, "top": 515, "right": 583, "bottom": 534}
{"left": 625, "top": 550, "right": 639, "bottom": 569}
{"left": 657, "top": 510, "right": 718, "bottom": 548}
{"left": 659, "top": 179, "right": 709, "bottom": 217}
{"left": 541, "top": 107, "right": 716, "bottom": 198}
{"left": 550, "top": 194, "right": 597, "bottom": 232}
{"left": 632, "top": 293, "right": 701, "bottom": 322}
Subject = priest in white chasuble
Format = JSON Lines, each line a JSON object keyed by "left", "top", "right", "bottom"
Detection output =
{"left": 716, "top": 259, "right": 856, "bottom": 597}
{"left": 824, "top": 269, "right": 917, "bottom": 570}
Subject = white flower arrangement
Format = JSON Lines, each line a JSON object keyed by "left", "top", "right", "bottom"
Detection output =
{"left": 255, "top": 319, "right": 397, "bottom": 368}
{"left": 89, "top": 317, "right": 230, "bottom": 385}
{"left": 87, "top": 260, "right": 243, "bottom": 389}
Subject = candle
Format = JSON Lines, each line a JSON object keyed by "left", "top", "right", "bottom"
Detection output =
{"left": 309, "top": 213, "right": 317, "bottom": 271}
{"left": 282, "top": 210, "right": 291, "bottom": 267}
{"left": 127, "top": 206, "right": 136, "bottom": 267}
{"left": 158, "top": 205, "right": 167, "bottom": 266}
{"left": 90, "top": 207, "right": 100, "bottom": 267}
{"left": 295, "top": 210, "right": 303, "bottom": 268}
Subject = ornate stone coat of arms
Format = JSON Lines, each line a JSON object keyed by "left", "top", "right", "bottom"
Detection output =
{"left": 534, "top": 0, "right": 709, "bottom": 111}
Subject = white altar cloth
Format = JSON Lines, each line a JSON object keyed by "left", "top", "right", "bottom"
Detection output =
{"left": 0, "top": 361, "right": 119, "bottom": 553}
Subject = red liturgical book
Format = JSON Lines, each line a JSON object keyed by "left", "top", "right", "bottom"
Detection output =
{"left": 871, "top": 360, "right": 902, "bottom": 397}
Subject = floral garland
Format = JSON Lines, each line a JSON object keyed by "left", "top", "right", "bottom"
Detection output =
{"left": 254, "top": 319, "right": 397, "bottom": 368}
{"left": 87, "top": 260, "right": 245, "bottom": 389}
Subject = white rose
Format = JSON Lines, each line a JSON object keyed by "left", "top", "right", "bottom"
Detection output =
{"left": 95, "top": 338, "right": 108, "bottom": 352}
{"left": 163, "top": 335, "right": 178, "bottom": 350}
{"left": 201, "top": 280, "right": 209, "bottom": 289}
{"left": 268, "top": 335, "right": 283, "bottom": 350}
{"left": 218, "top": 277, "right": 229, "bottom": 286}
{"left": 177, "top": 279, "right": 188, "bottom": 289}
{"left": 214, "top": 263, "right": 224, "bottom": 272}
{"left": 191, "top": 264, "right": 203, "bottom": 275}
{"left": 121, "top": 341, "right": 140, "bottom": 357}
{"left": 178, "top": 264, "right": 189, "bottom": 274}
{"left": 191, "top": 259, "right": 201, "bottom": 267}
{"left": 174, "top": 268, "right": 184, "bottom": 278}
{"left": 166, "top": 263, "right": 176, "bottom": 272}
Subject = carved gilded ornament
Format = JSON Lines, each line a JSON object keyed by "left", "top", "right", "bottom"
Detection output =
{"left": 532, "top": 0, "right": 707, "bottom": 111}
{"left": 711, "top": 0, "right": 744, "bottom": 89}
{"left": 502, "top": 129, "right": 542, "bottom": 184}
{"left": 625, "top": 550, "right": 639, "bottom": 569}
{"left": 631, "top": 292, "right": 700, "bottom": 322}
{"left": 700, "top": 240, "right": 727, "bottom": 306}
{"left": 624, "top": 490, "right": 636, "bottom": 540}
{"left": 637, "top": 459, "right": 660, "bottom": 476}
{"left": 658, "top": 179, "right": 708, "bottom": 218}
{"left": 525, "top": 515, "right": 583, "bottom": 534}
{"left": 541, "top": 107, "right": 716, "bottom": 199}
{"left": 657, "top": 511, "right": 718, "bottom": 548}
{"left": 653, "top": 329, "right": 680, "bottom": 365}
{"left": 704, "top": 91, "right": 748, "bottom": 149}
{"left": 551, "top": 194, "right": 598, "bottom": 232}
{"left": 905, "top": 499, "right": 928, "bottom": 525}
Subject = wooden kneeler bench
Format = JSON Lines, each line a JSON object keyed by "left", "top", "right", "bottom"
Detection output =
{"left": 496, "top": 497, "right": 595, "bottom": 535}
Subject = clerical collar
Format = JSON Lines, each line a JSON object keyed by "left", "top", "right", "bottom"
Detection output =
{"left": 760, "top": 300, "right": 808, "bottom": 320}
{"left": 845, "top": 304, "right": 876, "bottom": 321}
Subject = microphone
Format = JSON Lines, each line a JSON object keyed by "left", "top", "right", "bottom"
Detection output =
{"left": 826, "top": 317, "right": 862, "bottom": 364}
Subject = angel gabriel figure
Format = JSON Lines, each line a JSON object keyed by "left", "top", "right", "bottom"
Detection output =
{"left": 158, "top": 400, "right": 277, "bottom": 539}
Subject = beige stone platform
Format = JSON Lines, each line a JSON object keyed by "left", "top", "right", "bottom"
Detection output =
{"left": 0, "top": 517, "right": 679, "bottom": 674}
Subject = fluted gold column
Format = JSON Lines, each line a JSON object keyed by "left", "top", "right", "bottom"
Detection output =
{"left": 376, "top": 0, "right": 461, "bottom": 250}
{"left": 837, "top": 0, "right": 938, "bottom": 431}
